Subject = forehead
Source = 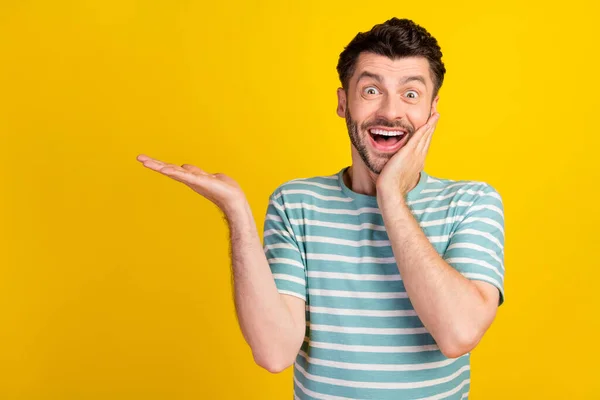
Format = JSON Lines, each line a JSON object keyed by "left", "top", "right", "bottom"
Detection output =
{"left": 352, "top": 53, "right": 433, "bottom": 88}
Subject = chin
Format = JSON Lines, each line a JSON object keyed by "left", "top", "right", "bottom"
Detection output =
{"left": 365, "top": 158, "right": 388, "bottom": 175}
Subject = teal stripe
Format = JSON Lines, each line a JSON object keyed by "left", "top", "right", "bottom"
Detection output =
{"left": 301, "top": 345, "right": 451, "bottom": 365}
{"left": 295, "top": 353, "right": 469, "bottom": 383}
{"left": 308, "top": 330, "right": 436, "bottom": 347}
{"left": 308, "top": 314, "right": 424, "bottom": 329}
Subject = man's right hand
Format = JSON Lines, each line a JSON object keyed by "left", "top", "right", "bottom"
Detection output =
{"left": 136, "top": 154, "right": 246, "bottom": 215}
{"left": 137, "top": 153, "right": 305, "bottom": 373}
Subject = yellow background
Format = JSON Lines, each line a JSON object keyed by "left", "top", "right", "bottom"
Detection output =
{"left": 1, "top": 0, "right": 598, "bottom": 398}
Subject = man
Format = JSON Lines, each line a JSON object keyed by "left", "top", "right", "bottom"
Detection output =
{"left": 137, "top": 17, "right": 505, "bottom": 399}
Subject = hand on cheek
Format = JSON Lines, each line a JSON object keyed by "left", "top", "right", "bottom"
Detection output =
{"left": 376, "top": 112, "right": 440, "bottom": 201}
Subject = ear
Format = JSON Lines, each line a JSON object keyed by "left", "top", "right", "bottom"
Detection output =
{"left": 430, "top": 94, "right": 440, "bottom": 116}
{"left": 336, "top": 88, "right": 347, "bottom": 118}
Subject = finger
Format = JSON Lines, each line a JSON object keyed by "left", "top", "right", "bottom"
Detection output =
{"left": 416, "top": 113, "right": 439, "bottom": 151}
{"left": 159, "top": 166, "right": 201, "bottom": 185}
{"left": 181, "top": 164, "right": 211, "bottom": 176}
{"left": 141, "top": 158, "right": 184, "bottom": 174}
{"left": 422, "top": 128, "right": 434, "bottom": 153}
{"left": 416, "top": 124, "right": 435, "bottom": 154}
{"left": 137, "top": 154, "right": 166, "bottom": 166}
{"left": 138, "top": 154, "right": 170, "bottom": 171}
{"left": 408, "top": 113, "right": 438, "bottom": 150}
{"left": 141, "top": 159, "right": 167, "bottom": 172}
{"left": 162, "top": 165, "right": 217, "bottom": 185}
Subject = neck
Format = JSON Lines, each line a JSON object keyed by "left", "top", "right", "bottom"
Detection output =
{"left": 343, "top": 164, "right": 377, "bottom": 196}
{"left": 343, "top": 148, "right": 421, "bottom": 197}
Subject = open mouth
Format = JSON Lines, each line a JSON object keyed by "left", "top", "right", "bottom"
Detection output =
{"left": 368, "top": 128, "right": 409, "bottom": 152}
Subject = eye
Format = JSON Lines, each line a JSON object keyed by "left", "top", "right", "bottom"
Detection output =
{"left": 363, "top": 86, "right": 381, "bottom": 96}
{"left": 405, "top": 90, "right": 419, "bottom": 99}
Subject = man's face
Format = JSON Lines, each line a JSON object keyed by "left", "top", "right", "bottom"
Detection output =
{"left": 337, "top": 53, "right": 439, "bottom": 174}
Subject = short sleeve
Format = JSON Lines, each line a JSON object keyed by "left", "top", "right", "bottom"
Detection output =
{"left": 443, "top": 185, "right": 506, "bottom": 305}
{"left": 262, "top": 191, "right": 307, "bottom": 301}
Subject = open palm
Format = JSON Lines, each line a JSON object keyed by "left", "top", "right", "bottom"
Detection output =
{"left": 136, "top": 154, "right": 245, "bottom": 212}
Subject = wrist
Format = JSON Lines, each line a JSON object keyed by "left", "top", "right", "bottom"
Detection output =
{"left": 223, "top": 198, "right": 252, "bottom": 223}
{"left": 377, "top": 191, "right": 409, "bottom": 214}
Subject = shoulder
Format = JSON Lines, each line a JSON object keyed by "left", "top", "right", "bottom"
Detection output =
{"left": 420, "top": 173, "right": 504, "bottom": 227}
{"left": 422, "top": 172, "right": 502, "bottom": 204}
{"left": 268, "top": 172, "right": 344, "bottom": 204}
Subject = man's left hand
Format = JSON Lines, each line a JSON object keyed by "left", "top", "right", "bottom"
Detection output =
{"left": 376, "top": 112, "right": 440, "bottom": 203}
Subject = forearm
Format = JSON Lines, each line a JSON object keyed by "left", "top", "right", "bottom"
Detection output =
{"left": 379, "top": 197, "right": 494, "bottom": 358}
{"left": 225, "top": 201, "right": 304, "bottom": 371}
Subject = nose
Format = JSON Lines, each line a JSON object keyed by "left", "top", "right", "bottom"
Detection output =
{"left": 377, "top": 93, "right": 406, "bottom": 122}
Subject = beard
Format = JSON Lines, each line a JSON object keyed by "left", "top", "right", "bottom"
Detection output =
{"left": 345, "top": 108, "right": 416, "bottom": 174}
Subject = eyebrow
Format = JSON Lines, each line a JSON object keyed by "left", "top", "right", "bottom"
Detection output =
{"left": 356, "top": 71, "right": 427, "bottom": 87}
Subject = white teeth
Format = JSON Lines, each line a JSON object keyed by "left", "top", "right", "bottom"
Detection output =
{"left": 370, "top": 129, "right": 404, "bottom": 136}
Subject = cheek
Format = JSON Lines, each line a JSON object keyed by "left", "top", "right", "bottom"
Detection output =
{"left": 349, "top": 100, "right": 377, "bottom": 125}
{"left": 407, "top": 106, "right": 431, "bottom": 128}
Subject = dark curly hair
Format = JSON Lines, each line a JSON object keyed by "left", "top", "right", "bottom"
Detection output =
{"left": 337, "top": 18, "right": 446, "bottom": 99}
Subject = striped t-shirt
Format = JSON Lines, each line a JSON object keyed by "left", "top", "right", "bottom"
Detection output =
{"left": 262, "top": 166, "right": 505, "bottom": 400}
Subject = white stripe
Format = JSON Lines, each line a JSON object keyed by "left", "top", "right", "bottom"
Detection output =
{"left": 265, "top": 214, "right": 283, "bottom": 222}
{"left": 306, "top": 340, "right": 439, "bottom": 354}
{"left": 263, "top": 228, "right": 291, "bottom": 238}
{"left": 451, "top": 229, "right": 504, "bottom": 251}
{"left": 411, "top": 201, "right": 474, "bottom": 215}
{"left": 294, "top": 376, "right": 356, "bottom": 400}
{"left": 273, "top": 273, "right": 305, "bottom": 285}
{"left": 289, "top": 218, "right": 386, "bottom": 232}
{"left": 299, "top": 234, "right": 447, "bottom": 246}
{"left": 308, "top": 289, "right": 408, "bottom": 299}
{"left": 274, "top": 189, "right": 353, "bottom": 202}
{"left": 308, "top": 306, "right": 417, "bottom": 317}
{"left": 278, "top": 289, "right": 306, "bottom": 301}
{"left": 446, "top": 243, "right": 503, "bottom": 267}
{"left": 420, "top": 181, "right": 484, "bottom": 193}
{"left": 286, "top": 180, "right": 342, "bottom": 191}
{"left": 271, "top": 200, "right": 381, "bottom": 216}
{"left": 268, "top": 230, "right": 445, "bottom": 248}
{"left": 290, "top": 216, "right": 475, "bottom": 232}
{"left": 293, "top": 366, "right": 470, "bottom": 399}
{"left": 313, "top": 175, "right": 339, "bottom": 180}
{"left": 462, "top": 273, "right": 503, "bottom": 290}
{"left": 298, "top": 350, "right": 460, "bottom": 371}
{"left": 264, "top": 243, "right": 299, "bottom": 252}
{"left": 428, "top": 235, "right": 450, "bottom": 243}
{"left": 468, "top": 204, "right": 504, "bottom": 219}
{"left": 265, "top": 241, "right": 306, "bottom": 264}
{"left": 269, "top": 199, "right": 287, "bottom": 212}
{"left": 298, "top": 235, "right": 390, "bottom": 247}
{"left": 267, "top": 257, "right": 304, "bottom": 269}
{"left": 488, "top": 191, "right": 502, "bottom": 200}
{"left": 308, "top": 271, "right": 402, "bottom": 281}
{"left": 307, "top": 323, "right": 425, "bottom": 335}
{"left": 286, "top": 175, "right": 338, "bottom": 182}
{"left": 408, "top": 189, "right": 499, "bottom": 206}
{"left": 295, "top": 362, "right": 469, "bottom": 389}
{"left": 426, "top": 176, "right": 443, "bottom": 184}
{"left": 420, "top": 215, "right": 464, "bottom": 228}
{"left": 445, "top": 257, "right": 504, "bottom": 280}
{"left": 413, "top": 379, "right": 470, "bottom": 400}
{"left": 462, "top": 217, "right": 504, "bottom": 234}
{"left": 306, "top": 253, "right": 396, "bottom": 264}
{"left": 265, "top": 214, "right": 297, "bottom": 237}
